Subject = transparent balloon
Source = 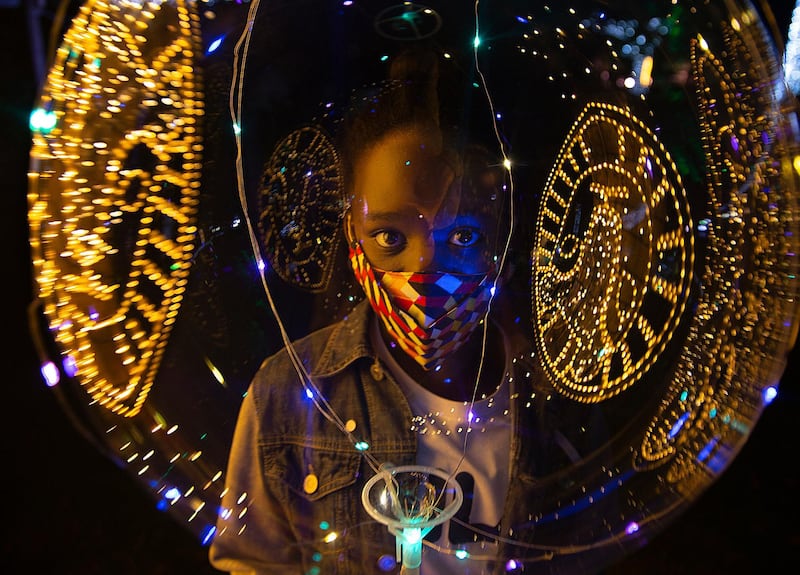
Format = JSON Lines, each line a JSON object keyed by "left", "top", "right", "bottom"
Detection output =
{"left": 26, "top": 0, "right": 800, "bottom": 573}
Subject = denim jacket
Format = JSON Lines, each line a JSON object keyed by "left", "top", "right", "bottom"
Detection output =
{"left": 208, "top": 300, "right": 618, "bottom": 574}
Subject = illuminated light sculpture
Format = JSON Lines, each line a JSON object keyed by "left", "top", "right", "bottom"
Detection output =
{"left": 28, "top": 0, "right": 203, "bottom": 417}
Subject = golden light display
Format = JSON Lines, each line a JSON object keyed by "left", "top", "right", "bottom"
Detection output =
{"left": 637, "top": 18, "right": 800, "bottom": 479}
{"left": 532, "top": 101, "right": 694, "bottom": 403}
{"left": 28, "top": 0, "right": 203, "bottom": 417}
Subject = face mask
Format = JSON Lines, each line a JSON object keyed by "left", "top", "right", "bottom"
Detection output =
{"left": 348, "top": 242, "right": 495, "bottom": 371}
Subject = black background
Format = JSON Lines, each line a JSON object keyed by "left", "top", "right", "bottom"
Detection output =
{"left": 3, "top": 1, "right": 798, "bottom": 573}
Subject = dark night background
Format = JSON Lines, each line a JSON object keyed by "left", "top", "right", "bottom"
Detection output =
{"left": 3, "top": 1, "right": 799, "bottom": 573}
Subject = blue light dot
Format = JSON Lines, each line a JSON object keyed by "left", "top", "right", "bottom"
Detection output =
{"left": 41, "top": 361, "right": 60, "bottom": 387}
{"left": 63, "top": 354, "right": 79, "bottom": 377}
{"left": 207, "top": 36, "right": 224, "bottom": 54}
{"left": 164, "top": 487, "right": 181, "bottom": 500}
{"left": 355, "top": 441, "right": 370, "bottom": 451}
{"left": 625, "top": 521, "right": 640, "bottom": 534}
{"left": 764, "top": 385, "right": 778, "bottom": 404}
{"left": 201, "top": 525, "right": 216, "bottom": 545}
{"left": 319, "top": 521, "right": 330, "bottom": 530}
{"left": 378, "top": 554, "right": 396, "bottom": 571}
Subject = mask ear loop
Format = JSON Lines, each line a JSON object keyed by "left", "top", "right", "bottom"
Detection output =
{"left": 343, "top": 211, "right": 357, "bottom": 247}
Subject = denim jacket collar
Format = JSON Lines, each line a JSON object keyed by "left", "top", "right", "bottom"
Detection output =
{"left": 307, "top": 299, "right": 375, "bottom": 379}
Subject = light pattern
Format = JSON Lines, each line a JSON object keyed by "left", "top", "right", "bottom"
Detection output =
{"left": 637, "top": 19, "right": 800, "bottom": 477}
{"left": 28, "top": 0, "right": 204, "bottom": 417}
{"left": 257, "top": 125, "right": 345, "bottom": 291}
{"left": 532, "top": 101, "right": 694, "bottom": 403}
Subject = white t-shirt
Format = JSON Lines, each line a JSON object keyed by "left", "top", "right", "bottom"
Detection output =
{"left": 371, "top": 317, "right": 512, "bottom": 574}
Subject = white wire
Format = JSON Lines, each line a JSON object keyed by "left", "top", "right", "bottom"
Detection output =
{"left": 226, "top": 0, "right": 383, "bottom": 473}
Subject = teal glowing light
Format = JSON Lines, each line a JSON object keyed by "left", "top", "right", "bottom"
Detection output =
{"left": 29, "top": 108, "right": 57, "bottom": 133}
{"left": 355, "top": 441, "right": 370, "bottom": 451}
{"left": 403, "top": 527, "right": 422, "bottom": 544}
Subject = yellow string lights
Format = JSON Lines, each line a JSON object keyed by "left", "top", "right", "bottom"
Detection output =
{"left": 28, "top": 0, "right": 204, "bottom": 417}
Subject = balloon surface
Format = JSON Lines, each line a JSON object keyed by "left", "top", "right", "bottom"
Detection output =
{"left": 27, "top": 0, "right": 800, "bottom": 573}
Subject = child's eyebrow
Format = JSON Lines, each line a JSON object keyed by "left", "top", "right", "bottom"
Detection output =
{"left": 363, "top": 210, "right": 417, "bottom": 224}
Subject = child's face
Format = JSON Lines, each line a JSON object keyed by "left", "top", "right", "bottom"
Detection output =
{"left": 348, "top": 126, "right": 503, "bottom": 275}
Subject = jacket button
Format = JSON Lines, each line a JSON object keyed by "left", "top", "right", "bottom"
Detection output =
{"left": 303, "top": 473, "right": 318, "bottom": 494}
{"left": 370, "top": 360, "right": 384, "bottom": 381}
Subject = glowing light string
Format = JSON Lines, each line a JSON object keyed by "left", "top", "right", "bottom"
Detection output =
{"left": 423, "top": 0, "right": 521, "bottom": 523}
{"left": 227, "top": 0, "right": 383, "bottom": 473}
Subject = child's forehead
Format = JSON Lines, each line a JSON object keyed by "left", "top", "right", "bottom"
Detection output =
{"left": 352, "top": 125, "right": 505, "bottom": 212}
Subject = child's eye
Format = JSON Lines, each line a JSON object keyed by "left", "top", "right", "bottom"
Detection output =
{"left": 448, "top": 227, "right": 482, "bottom": 247}
{"left": 373, "top": 229, "right": 406, "bottom": 249}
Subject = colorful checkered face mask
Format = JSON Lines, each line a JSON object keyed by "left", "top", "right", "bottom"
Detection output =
{"left": 349, "top": 242, "right": 495, "bottom": 371}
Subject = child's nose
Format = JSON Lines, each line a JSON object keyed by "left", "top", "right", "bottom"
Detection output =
{"left": 408, "top": 234, "right": 438, "bottom": 273}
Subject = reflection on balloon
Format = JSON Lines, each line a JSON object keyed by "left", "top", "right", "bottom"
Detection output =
{"left": 27, "top": 0, "right": 800, "bottom": 573}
